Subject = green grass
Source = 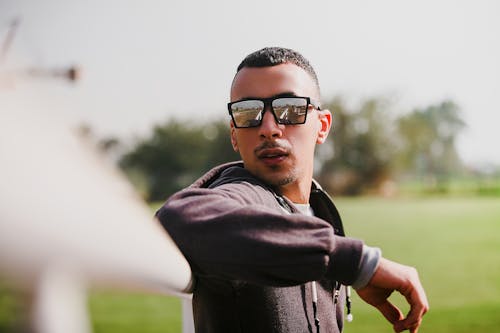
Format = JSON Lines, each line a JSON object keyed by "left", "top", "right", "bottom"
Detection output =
{"left": 0, "top": 283, "right": 29, "bottom": 332}
{"left": 398, "top": 177, "right": 500, "bottom": 197}
{"left": 89, "top": 290, "right": 182, "bottom": 333}
{"left": 337, "top": 196, "right": 500, "bottom": 332}
{"left": 2, "top": 197, "right": 499, "bottom": 332}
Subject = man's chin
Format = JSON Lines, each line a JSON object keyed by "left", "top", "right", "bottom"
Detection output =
{"left": 273, "top": 176, "right": 295, "bottom": 187}
{"left": 245, "top": 163, "right": 296, "bottom": 188}
{"left": 259, "top": 171, "right": 295, "bottom": 188}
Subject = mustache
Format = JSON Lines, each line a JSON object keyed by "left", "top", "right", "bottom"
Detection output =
{"left": 254, "top": 140, "right": 291, "bottom": 154}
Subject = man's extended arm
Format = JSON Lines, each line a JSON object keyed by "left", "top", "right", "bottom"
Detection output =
{"left": 157, "top": 181, "right": 366, "bottom": 287}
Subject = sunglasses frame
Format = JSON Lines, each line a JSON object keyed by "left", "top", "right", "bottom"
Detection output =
{"left": 228, "top": 96, "right": 321, "bottom": 128}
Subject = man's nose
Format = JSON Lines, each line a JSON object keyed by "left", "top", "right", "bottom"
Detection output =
{"left": 258, "top": 108, "right": 283, "bottom": 139}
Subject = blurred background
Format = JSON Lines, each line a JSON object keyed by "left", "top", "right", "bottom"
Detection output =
{"left": 1, "top": 0, "right": 499, "bottom": 332}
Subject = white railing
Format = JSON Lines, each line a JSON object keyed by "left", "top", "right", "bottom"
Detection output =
{"left": 0, "top": 105, "right": 194, "bottom": 333}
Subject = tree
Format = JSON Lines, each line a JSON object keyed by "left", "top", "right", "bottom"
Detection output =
{"left": 397, "top": 100, "right": 465, "bottom": 191}
{"left": 119, "top": 118, "right": 239, "bottom": 201}
{"left": 316, "top": 97, "right": 398, "bottom": 195}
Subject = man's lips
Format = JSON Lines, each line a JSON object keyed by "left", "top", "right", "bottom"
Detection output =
{"left": 256, "top": 148, "right": 289, "bottom": 159}
{"left": 255, "top": 146, "right": 290, "bottom": 166}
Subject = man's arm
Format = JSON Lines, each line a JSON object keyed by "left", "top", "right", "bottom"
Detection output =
{"left": 356, "top": 257, "right": 429, "bottom": 333}
{"left": 157, "top": 181, "right": 364, "bottom": 287}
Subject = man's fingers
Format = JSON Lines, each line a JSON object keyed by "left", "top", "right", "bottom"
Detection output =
{"left": 393, "top": 287, "right": 428, "bottom": 333}
{"left": 393, "top": 307, "right": 426, "bottom": 333}
{"left": 375, "top": 301, "right": 404, "bottom": 325}
{"left": 403, "top": 302, "right": 428, "bottom": 327}
{"left": 398, "top": 272, "right": 429, "bottom": 331}
{"left": 409, "top": 320, "right": 422, "bottom": 333}
{"left": 394, "top": 318, "right": 422, "bottom": 333}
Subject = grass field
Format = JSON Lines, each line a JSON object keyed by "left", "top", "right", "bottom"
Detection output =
{"left": 2, "top": 196, "right": 499, "bottom": 332}
{"left": 337, "top": 196, "right": 500, "bottom": 332}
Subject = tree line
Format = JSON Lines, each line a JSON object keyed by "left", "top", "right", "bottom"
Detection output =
{"left": 103, "top": 97, "right": 465, "bottom": 201}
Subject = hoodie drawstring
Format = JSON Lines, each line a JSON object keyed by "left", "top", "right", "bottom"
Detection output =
{"left": 312, "top": 282, "right": 353, "bottom": 333}
{"left": 346, "top": 285, "right": 353, "bottom": 322}
{"left": 311, "top": 281, "right": 320, "bottom": 333}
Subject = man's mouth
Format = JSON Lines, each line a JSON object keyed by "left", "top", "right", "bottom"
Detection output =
{"left": 256, "top": 148, "right": 289, "bottom": 165}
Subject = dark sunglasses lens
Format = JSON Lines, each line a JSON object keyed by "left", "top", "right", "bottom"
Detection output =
{"left": 230, "top": 100, "right": 265, "bottom": 127}
{"left": 272, "top": 98, "right": 308, "bottom": 124}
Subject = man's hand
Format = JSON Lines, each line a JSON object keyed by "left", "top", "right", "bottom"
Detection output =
{"left": 356, "top": 257, "right": 429, "bottom": 333}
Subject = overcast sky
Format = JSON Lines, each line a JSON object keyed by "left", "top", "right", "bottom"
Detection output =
{"left": 1, "top": 0, "right": 499, "bottom": 167}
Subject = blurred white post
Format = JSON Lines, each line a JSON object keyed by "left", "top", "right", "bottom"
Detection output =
{"left": 33, "top": 267, "right": 91, "bottom": 333}
{"left": 182, "top": 298, "right": 195, "bottom": 333}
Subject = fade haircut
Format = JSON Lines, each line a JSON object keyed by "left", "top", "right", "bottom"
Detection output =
{"left": 236, "top": 47, "right": 320, "bottom": 94}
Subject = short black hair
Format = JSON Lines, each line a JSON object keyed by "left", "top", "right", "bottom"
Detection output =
{"left": 236, "top": 47, "right": 320, "bottom": 92}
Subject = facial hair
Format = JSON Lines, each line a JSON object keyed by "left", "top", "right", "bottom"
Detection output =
{"left": 253, "top": 140, "right": 297, "bottom": 187}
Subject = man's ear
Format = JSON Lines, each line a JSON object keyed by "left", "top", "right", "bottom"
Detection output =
{"left": 316, "top": 109, "right": 332, "bottom": 144}
{"left": 230, "top": 121, "right": 239, "bottom": 152}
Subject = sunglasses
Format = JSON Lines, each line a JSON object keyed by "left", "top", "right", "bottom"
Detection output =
{"left": 228, "top": 96, "right": 320, "bottom": 128}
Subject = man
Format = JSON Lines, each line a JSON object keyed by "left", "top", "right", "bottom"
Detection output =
{"left": 157, "top": 47, "right": 428, "bottom": 333}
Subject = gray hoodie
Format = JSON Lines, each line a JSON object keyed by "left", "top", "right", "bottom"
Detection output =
{"left": 157, "top": 162, "right": 378, "bottom": 333}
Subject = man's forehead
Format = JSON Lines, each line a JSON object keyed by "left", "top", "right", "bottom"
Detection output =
{"left": 230, "top": 63, "right": 320, "bottom": 101}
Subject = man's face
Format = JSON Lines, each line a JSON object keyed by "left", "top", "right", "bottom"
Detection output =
{"left": 229, "top": 63, "right": 331, "bottom": 201}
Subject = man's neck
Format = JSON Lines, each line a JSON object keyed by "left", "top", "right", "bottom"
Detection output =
{"left": 279, "top": 180, "right": 311, "bottom": 204}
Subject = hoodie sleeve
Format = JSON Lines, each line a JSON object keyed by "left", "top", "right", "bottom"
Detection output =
{"left": 156, "top": 181, "right": 365, "bottom": 287}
